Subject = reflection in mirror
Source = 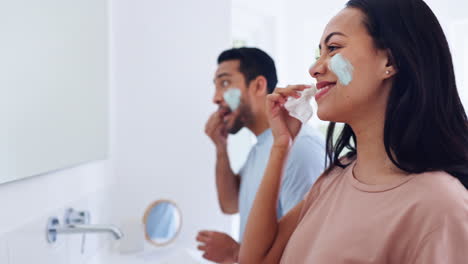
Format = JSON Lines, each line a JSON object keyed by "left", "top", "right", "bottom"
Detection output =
{"left": 143, "top": 200, "right": 182, "bottom": 246}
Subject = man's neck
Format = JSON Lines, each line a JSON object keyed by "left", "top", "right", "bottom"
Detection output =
{"left": 247, "top": 113, "right": 270, "bottom": 137}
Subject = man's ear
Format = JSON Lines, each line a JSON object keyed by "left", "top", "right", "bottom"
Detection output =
{"left": 252, "top": 76, "right": 268, "bottom": 96}
{"left": 383, "top": 49, "right": 398, "bottom": 79}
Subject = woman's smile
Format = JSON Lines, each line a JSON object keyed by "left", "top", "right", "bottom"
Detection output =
{"left": 315, "top": 81, "right": 337, "bottom": 102}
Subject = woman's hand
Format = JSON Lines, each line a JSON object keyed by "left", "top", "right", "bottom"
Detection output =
{"left": 266, "top": 85, "right": 310, "bottom": 148}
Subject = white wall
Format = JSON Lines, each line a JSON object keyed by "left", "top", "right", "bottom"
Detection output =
{"left": 111, "top": 0, "right": 232, "bottom": 252}
{"left": 449, "top": 20, "right": 468, "bottom": 112}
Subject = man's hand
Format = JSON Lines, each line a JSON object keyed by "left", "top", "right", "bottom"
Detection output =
{"left": 205, "top": 110, "right": 228, "bottom": 149}
{"left": 196, "top": 231, "right": 240, "bottom": 264}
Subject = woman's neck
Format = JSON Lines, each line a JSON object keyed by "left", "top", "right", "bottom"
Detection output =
{"left": 350, "top": 114, "right": 409, "bottom": 185}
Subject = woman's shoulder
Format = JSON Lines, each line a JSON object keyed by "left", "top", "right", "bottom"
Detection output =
{"left": 409, "top": 171, "right": 467, "bottom": 218}
{"left": 412, "top": 171, "right": 466, "bottom": 198}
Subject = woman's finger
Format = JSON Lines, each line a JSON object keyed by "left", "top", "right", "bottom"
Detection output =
{"left": 275, "top": 88, "right": 301, "bottom": 99}
{"left": 274, "top": 84, "right": 311, "bottom": 98}
{"left": 286, "top": 84, "right": 311, "bottom": 91}
{"left": 267, "top": 93, "right": 284, "bottom": 103}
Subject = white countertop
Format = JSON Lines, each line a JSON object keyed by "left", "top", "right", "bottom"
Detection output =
{"left": 88, "top": 245, "right": 209, "bottom": 264}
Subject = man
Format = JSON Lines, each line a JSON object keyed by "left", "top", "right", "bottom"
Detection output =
{"left": 197, "top": 47, "right": 325, "bottom": 263}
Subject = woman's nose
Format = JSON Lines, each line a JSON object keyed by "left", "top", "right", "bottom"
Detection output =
{"left": 309, "top": 58, "right": 327, "bottom": 78}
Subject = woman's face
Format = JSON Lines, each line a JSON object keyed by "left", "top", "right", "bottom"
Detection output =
{"left": 311, "top": 8, "right": 395, "bottom": 124}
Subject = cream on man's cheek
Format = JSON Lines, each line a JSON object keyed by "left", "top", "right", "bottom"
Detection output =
{"left": 329, "top": 53, "right": 354, "bottom": 85}
{"left": 223, "top": 88, "right": 241, "bottom": 111}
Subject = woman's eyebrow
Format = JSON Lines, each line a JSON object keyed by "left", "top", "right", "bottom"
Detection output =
{"left": 319, "top": 32, "right": 348, "bottom": 50}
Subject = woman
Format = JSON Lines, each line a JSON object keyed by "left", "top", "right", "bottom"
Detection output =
{"left": 239, "top": 0, "right": 468, "bottom": 263}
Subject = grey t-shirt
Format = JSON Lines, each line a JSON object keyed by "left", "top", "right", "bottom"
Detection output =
{"left": 238, "top": 125, "right": 326, "bottom": 240}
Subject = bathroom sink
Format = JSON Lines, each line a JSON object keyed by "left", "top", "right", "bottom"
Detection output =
{"left": 87, "top": 247, "right": 208, "bottom": 264}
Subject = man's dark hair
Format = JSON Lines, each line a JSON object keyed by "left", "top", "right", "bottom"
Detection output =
{"left": 217, "top": 47, "right": 278, "bottom": 94}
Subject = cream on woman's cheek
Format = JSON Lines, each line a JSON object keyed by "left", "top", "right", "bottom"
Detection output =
{"left": 223, "top": 88, "right": 241, "bottom": 111}
{"left": 329, "top": 53, "right": 354, "bottom": 85}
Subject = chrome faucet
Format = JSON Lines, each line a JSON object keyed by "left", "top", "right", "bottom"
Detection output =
{"left": 46, "top": 208, "right": 124, "bottom": 246}
{"left": 53, "top": 223, "right": 124, "bottom": 240}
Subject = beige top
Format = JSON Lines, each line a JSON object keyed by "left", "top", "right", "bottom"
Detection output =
{"left": 281, "top": 161, "right": 468, "bottom": 263}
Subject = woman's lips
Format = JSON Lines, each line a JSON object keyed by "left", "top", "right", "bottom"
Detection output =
{"left": 315, "top": 83, "right": 336, "bottom": 102}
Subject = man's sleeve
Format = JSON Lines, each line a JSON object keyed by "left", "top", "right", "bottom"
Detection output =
{"left": 279, "top": 135, "right": 326, "bottom": 215}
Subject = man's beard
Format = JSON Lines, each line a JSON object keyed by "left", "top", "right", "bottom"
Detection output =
{"left": 226, "top": 104, "right": 252, "bottom": 134}
{"left": 228, "top": 117, "right": 245, "bottom": 134}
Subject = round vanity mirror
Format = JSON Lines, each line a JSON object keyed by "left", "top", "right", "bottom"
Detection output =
{"left": 143, "top": 199, "right": 182, "bottom": 246}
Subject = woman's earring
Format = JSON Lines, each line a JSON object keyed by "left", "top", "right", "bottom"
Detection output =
{"left": 386, "top": 70, "right": 390, "bottom": 75}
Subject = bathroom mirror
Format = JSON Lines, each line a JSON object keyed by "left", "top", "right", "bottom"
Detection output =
{"left": 0, "top": 0, "right": 108, "bottom": 184}
{"left": 143, "top": 200, "right": 182, "bottom": 246}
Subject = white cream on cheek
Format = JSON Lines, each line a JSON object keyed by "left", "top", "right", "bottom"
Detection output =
{"left": 329, "top": 53, "right": 354, "bottom": 86}
{"left": 223, "top": 88, "right": 241, "bottom": 111}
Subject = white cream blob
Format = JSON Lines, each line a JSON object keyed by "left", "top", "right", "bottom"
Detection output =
{"left": 223, "top": 88, "right": 241, "bottom": 111}
{"left": 329, "top": 53, "right": 354, "bottom": 86}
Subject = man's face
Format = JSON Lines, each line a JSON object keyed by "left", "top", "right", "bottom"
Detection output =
{"left": 212, "top": 60, "right": 252, "bottom": 134}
